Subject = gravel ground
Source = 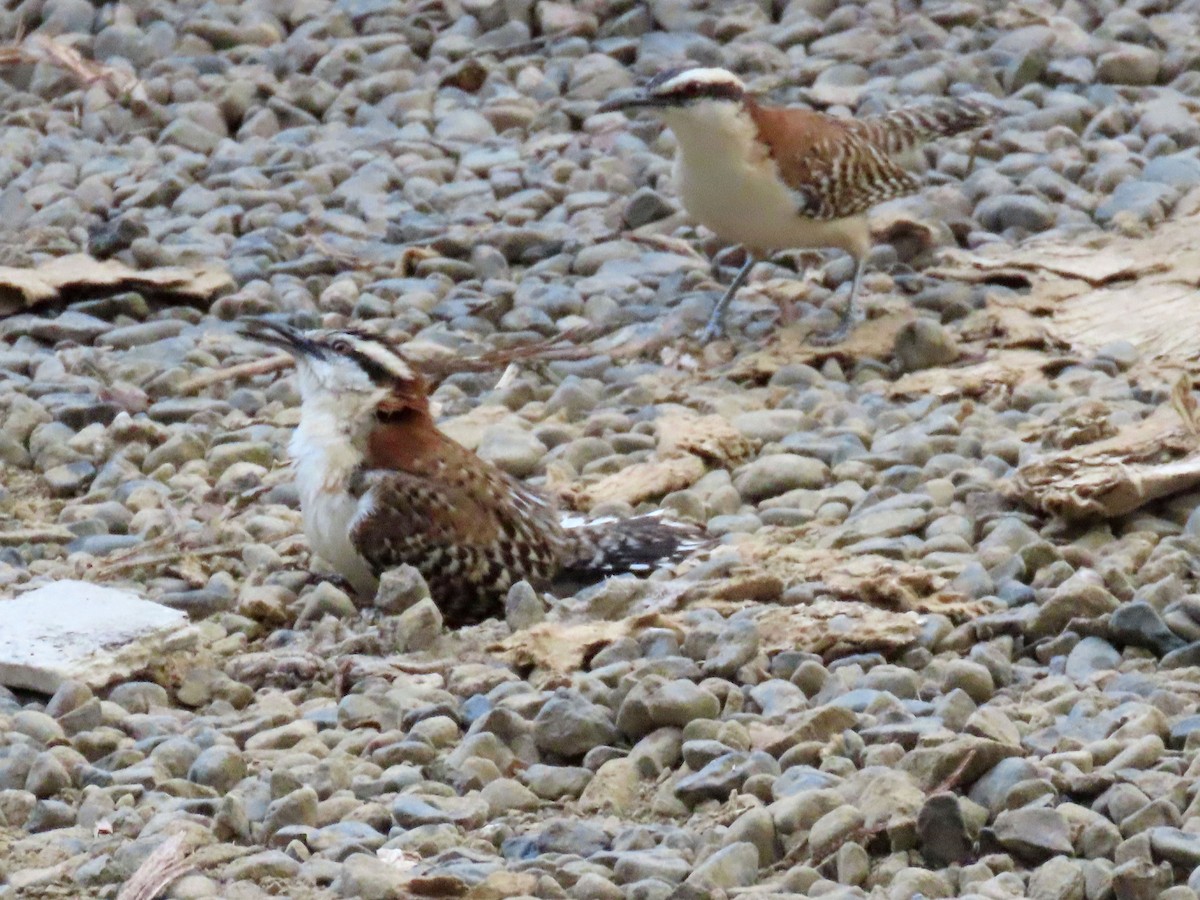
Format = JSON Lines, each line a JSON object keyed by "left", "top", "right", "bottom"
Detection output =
{"left": 4, "top": 0, "right": 1200, "bottom": 898}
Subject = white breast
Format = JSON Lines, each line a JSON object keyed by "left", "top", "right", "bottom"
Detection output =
{"left": 664, "top": 103, "right": 870, "bottom": 257}
{"left": 289, "top": 402, "right": 381, "bottom": 598}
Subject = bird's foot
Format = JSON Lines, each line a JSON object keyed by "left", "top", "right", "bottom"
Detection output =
{"left": 809, "top": 308, "right": 863, "bottom": 347}
{"left": 697, "top": 317, "right": 727, "bottom": 344}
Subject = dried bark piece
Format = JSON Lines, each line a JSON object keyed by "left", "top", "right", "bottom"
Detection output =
{"left": 1011, "top": 406, "right": 1200, "bottom": 520}
{"left": 0, "top": 254, "right": 232, "bottom": 317}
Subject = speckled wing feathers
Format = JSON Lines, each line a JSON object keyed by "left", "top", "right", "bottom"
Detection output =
{"left": 788, "top": 132, "right": 921, "bottom": 220}
{"left": 749, "top": 96, "right": 994, "bottom": 221}
{"left": 349, "top": 412, "right": 709, "bottom": 626}
{"left": 559, "top": 513, "right": 712, "bottom": 578}
{"left": 848, "top": 97, "right": 996, "bottom": 158}
{"left": 348, "top": 466, "right": 565, "bottom": 627}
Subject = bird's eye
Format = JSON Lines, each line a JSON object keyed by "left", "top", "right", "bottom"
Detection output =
{"left": 330, "top": 339, "right": 350, "bottom": 354}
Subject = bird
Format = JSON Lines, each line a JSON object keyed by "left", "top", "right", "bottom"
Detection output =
{"left": 598, "top": 66, "right": 996, "bottom": 343}
{"left": 240, "top": 320, "right": 709, "bottom": 627}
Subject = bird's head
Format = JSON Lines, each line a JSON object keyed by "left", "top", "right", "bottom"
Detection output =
{"left": 241, "top": 320, "right": 429, "bottom": 419}
{"left": 598, "top": 67, "right": 747, "bottom": 115}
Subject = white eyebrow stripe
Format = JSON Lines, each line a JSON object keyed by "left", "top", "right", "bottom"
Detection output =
{"left": 654, "top": 68, "right": 745, "bottom": 94}
{"left": 348, "top": 337, "right": 414, "bottom": 380}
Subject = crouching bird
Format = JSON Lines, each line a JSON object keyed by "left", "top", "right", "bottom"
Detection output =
{"left": 241, "top": 320, "right": 708, "bottom": 627}
{"left": 599, "top": 66, "right": 995, "bottom": 343}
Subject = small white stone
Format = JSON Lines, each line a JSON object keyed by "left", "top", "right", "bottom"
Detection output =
{"left": 0, "top": 580, "right": 193, "bottom": 693}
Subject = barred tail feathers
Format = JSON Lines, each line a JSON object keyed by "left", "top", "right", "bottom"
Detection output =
{"left": 558, "top": 513, "right": 710, "bottom": 579}
{"left": 852, "top": 97, "right": 996, "bottom": 157}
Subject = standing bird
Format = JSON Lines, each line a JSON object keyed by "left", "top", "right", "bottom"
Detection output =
{"left": 241, "top": 320, "right": 708, "bottom": 627}
{"left": 599, "top": 67, "right": 995, "bottom": 343}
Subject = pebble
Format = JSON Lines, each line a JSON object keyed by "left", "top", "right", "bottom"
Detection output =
{"left": 894, "top": 319, "right": 960, "bottom": 372}
{"left": 533, "top": 690, "right": 620, "bottom": 759}
{"left": 917, "top": 793, "right": 972, "bottom": 866}
{"left": 684, "top": 842, "right": 759, "bottom": 891}
{"left": 992, "top": 808, "right": 1074, "bottom": 863}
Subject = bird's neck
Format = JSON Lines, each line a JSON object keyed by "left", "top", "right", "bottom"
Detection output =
{"left": 663, "top": 99, "right": 764, "bottom": 166}
{"left": 291, "top": 385, "right": 452, "bottom": 490}
{"left": 291, "top": 393, "right": 376, "bottom": 494}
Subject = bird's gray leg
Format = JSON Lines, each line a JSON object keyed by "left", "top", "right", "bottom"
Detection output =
{"left": 812, "top": 253, "right": 866, "bottom": 346}
{"left": 700, "top": 253, "right": 756, "bottom": 342}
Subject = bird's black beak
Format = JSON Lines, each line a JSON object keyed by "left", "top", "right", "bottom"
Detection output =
{"left": 239, "top": 319, "right": 321, "bottom": 357}
{"left": 596, "top": 90, "right": 666, "bottom": 114}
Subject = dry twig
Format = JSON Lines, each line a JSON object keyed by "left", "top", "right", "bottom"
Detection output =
{"left": 929, "top": 749, "right": 979, "bottom": 795}
{"left": 115, "top": 833, "right": 192, "bottom": 900}
{"left": 178, "top": 354, "right": 294, "bottom": 394}
{"left": 0, "top": 35, "right": 148, "bottom": 105}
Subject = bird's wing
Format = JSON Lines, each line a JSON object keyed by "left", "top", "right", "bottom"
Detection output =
{"left": 346, "top": 466, "right": 562, "bottom": 625}
{"left": 848, "top": 98, "right": 996, "bottom": 157}
{"left": 776, "top": 130, "right": 921, "bottom": 220}
{"left": 746, "top": 103, "right": 921, "bottom": 220}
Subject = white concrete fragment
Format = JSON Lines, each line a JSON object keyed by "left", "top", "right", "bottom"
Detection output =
{"left": 0, "top": 580, "right": 193, "bottom": 694}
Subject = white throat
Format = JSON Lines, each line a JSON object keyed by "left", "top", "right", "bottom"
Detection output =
{"left": 290, "top": 393, "right": 369, "bottom": 492}
{"left": 290, "top": 392, "right": 380, "bottom": 596}
{"left": 662, "top": 100, "right": 762, "bottom": 166}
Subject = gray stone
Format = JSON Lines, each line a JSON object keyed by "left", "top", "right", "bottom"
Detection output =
{"left": 504, "top": 580, "right": 546, "bottom": 631}
{"left": 918, "top": 793, "right": 971, "bottom": 867}
{"left": 394, "top": 598, "right": 443, "bottom": 650}
{"left": 969, "top": 758, "right": 1040, "bottom": 812}
{"left": 833, "top": 506, "right": 930, "bottom": 547}
{"left": 735, "top": 454, "right": 828, "bottom": 501}
{"left": 1149, "top": 827, "right": 1200, "bottom": 868}
{"left": 374, "top": 565, "right": 431, "bottom": 614}
{"left": 976, "top": 194, "right": 1056, "bottom": 233}
{"left": 1065, "top": 636, "right": 1121, "bottom": 680}
{"left": 675, "top": 752, "right": 775, "bottom": 805}
{"left": 261, "top": 786, "right": 318, "bottom": 842}
{"left": 24, "top": 753, "right": 71, "bottom": 799}
{"left": 617, "top": 677, "right": 721, "bottom": 738}
{"left": 188, "top": 745, "right": 247, "bottom": 794}
{"left": 476, "top": 426, "right": 546, "bottom": 478}
{"left": 1027, "top": 859, "right": 1084, "bottom": 900}
{"left": 1143, "top": 155, "right": 1200, "bottom": 188}
{"left": 894, "top": 319, "right": 959, "bottom": 372}
{"left": 703, "top": 618, "right": 760, "bottom": 677}
{"left": 1110, "top": 601, "right": 1185, "bottom": 656}
{"left": 520, "top": 764, "right": 592, "bottom": 800}
{"left": 533, "top": 689, "right": 620, "bottom": 758}
{"left": 339, "top": 852, "right": 406, "bottom": 900}
{"left": 224, "top": 849, "right": 300, "bottom": 881}
{"left": 1095, "top": 181, "right": 1176, "bottom": 226}
{"left": 1028, "top": 577, "right": 1119, "bottom": 640}
{"left": 623, "top": 188, "right": 675, "bottom": 228}
{"left": 435, "top": 110, "right": 496, "bottom": 142}
{"left": 159, "top": 118, "right": 223, "bottom": 154}
{"left": 725, "top": 806, "right": 779, "bottom": 867}
{"left": 1096, "top": 45, "right": 1161, "bottom": 85}
{"left": 99, "top": 320, "right": 188, "bottom": 350}
{"left": 684, "top": 841, "right": 759, "bottom": 891}
{"left": 43, "top": 460, "right": 95, "bottom": 496}
{"left": 391, "top": 793, "right": 487, "bottom": 829}
{"left": 613, "top": 850, "right": 690, "bottom": 885}
{"left": 992, "top": 807, "right": 1074, "bottom": 863}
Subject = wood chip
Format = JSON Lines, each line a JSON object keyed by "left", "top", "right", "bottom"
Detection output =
{"left": 0, "top": 254, "right": 232, "bottom": 317}
{"left": 1010, "top": 405, "right": 1200, "bottom": 520}
{"left": 656, "top": 411, "right": 756, "bottom": 466}
{"left": 568, "top": 454, "right": 707, "bottom": 510}
{"left": 493, "top": 617, "right": 659, "bottom": 676}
